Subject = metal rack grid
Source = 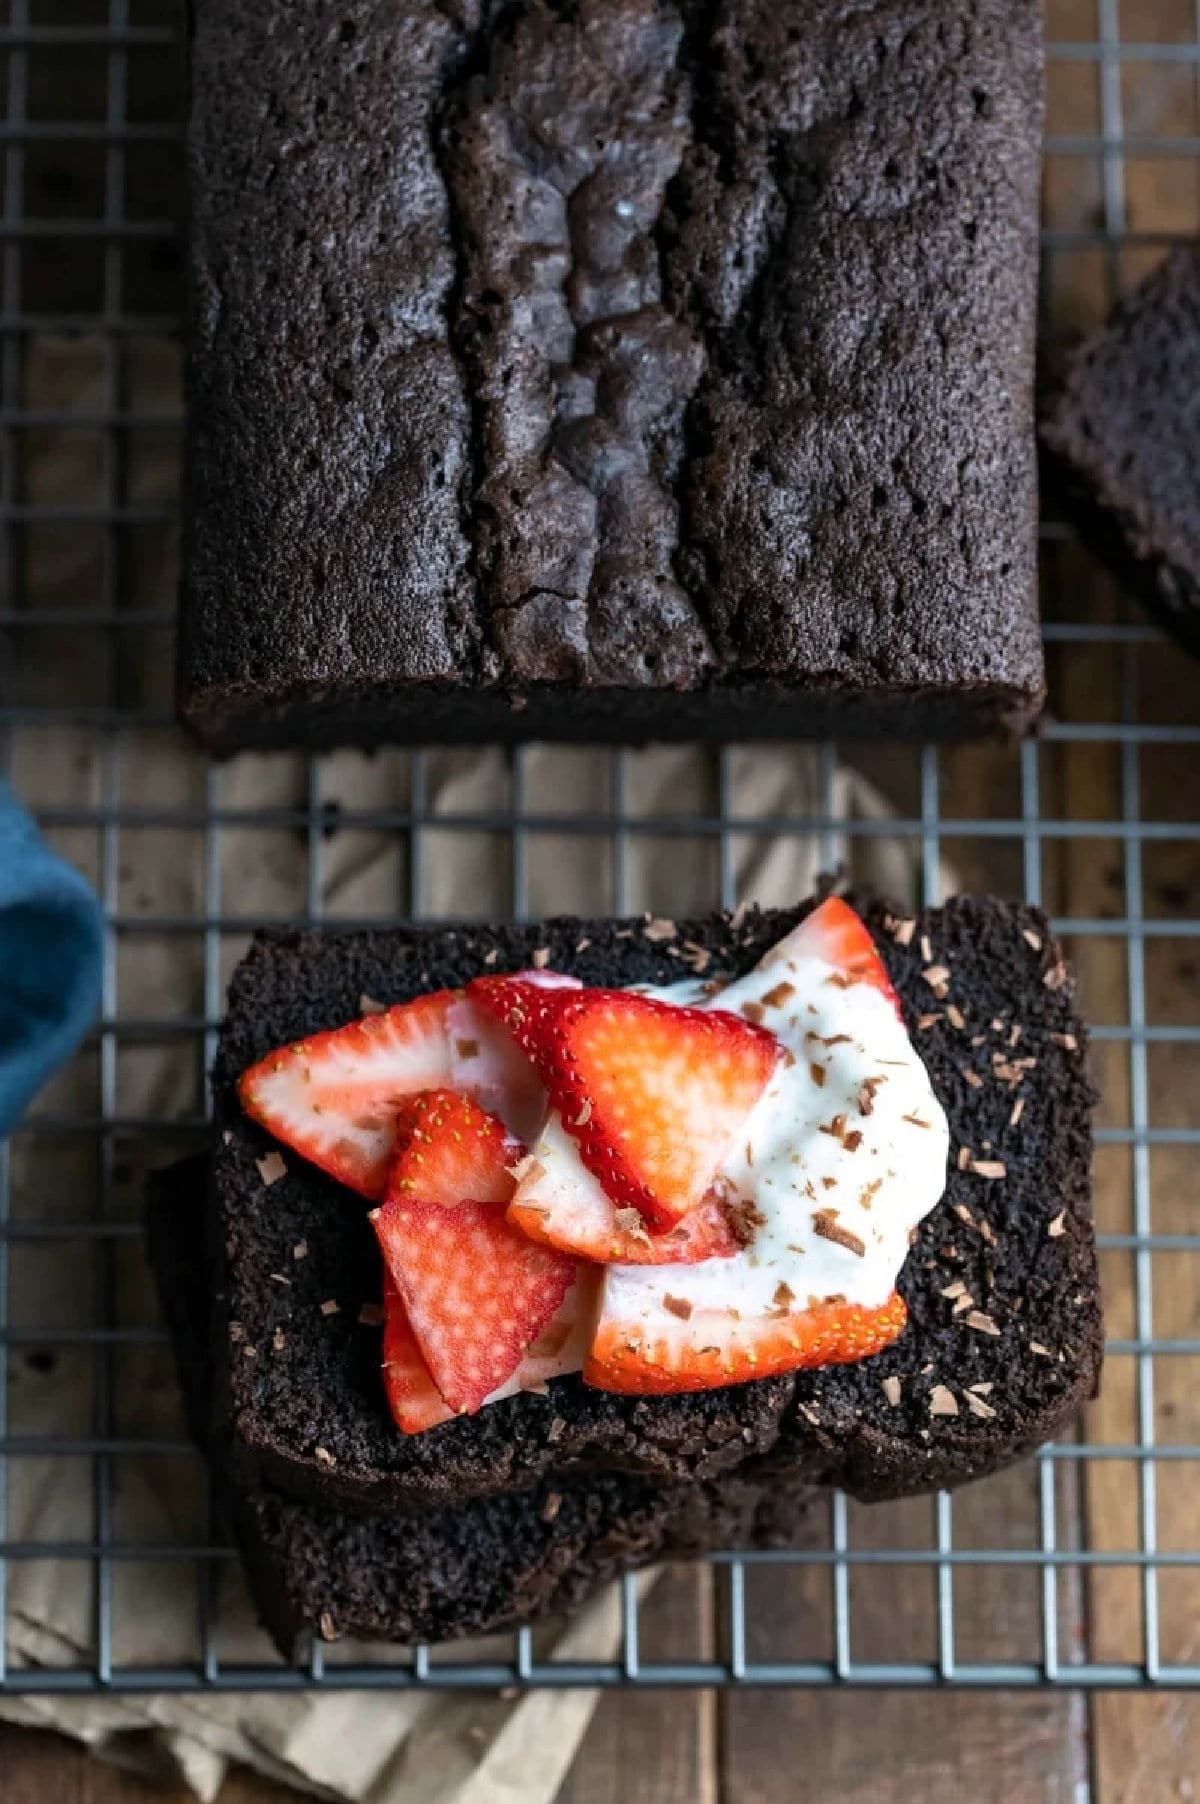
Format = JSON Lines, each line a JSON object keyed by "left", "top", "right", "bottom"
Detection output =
{"left": 0, "top": 0, "right": 1198, "bottom": 1693}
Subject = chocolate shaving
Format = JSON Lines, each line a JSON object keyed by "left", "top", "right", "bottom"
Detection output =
{"left": 292, "top": 1239, "right": 309, "bottom": 1261}
{"left": 922, "top": 964, "right": 951, "bottom": 999}
{"left": 965, "top": 1391, "right": 997, "bottom": 1420}
{"left": 724, "top": 1192, "right": 767, "bottom": 1246}
{"left": 964, "top": 1310, "right": 1001, "bottom": 1336}
{"left": 858, "top": 1075, "right": 886, "bottom": 1115}
{"left": 319, "top": 1298, "right": 340, "bottom": 1317}
{"left": 1048, "top": 1211, "right": 1067, "bottom": 1238}
{"left": 920, "top": 934, "right": 934, "bottom": 964}
{"left": 541, "top": 1492, "right": 563, "bottom": 1522}
{"left": 741, "top": 1000, "right": 766, "bottom": 1025}
{"left": 1043, "top": 962, "right": 1068, "bottom": 991}
{"left": 256, "top": 1151, "right": 286, "bottom": 1187}
{"left": 929, "top": 1384, "right": 958, "bottom": 1417}
{"left": 1021, "top": 928, "right": 1042, "bottom": 953}
{"left": 319, "top": 1612, "right": 341, "bottom": 1642}
{"left": 547, "top": 1416, "right": 567, "bottom": 1443}
{"left": 859, "top": 1178, "right": 882, "bottom": 1211}
{"left": 1051, "top": 1032, "right": 1078, "bottom": 1051}
{"left": 314, "top": 1447, "right": 336, "bottom": 1468}
{"left": 809, "top": 1060, "right": 827, "bottom": 1089}
{"left": 663, "top": 1294, "right": 693, "bottom": 1321}
{"left": 811, "top": 1209, "right": 866, "bottom": 1257}
{"left": 454, "top": 1036, "right": 480, "bottom": 1059}
{"left": 643, "top": 917, "right": 676, "bottom": 942}
{"left": 272, "top": 1328, "right": 286, "bottom": 1353}
{"left": 891, "top": 919, "right": 916, "bottom": 947}
{"left": 902, "top": 1112, "right": 933, "bottom": 1129}
{"left": 962, "top": 1069, "right": 983, "bottom": 1089}
{"left": 359, "top": 994, "right": 386, "bottom": 1016}
{"left": 916, "top": 1013, "right": 940, "bottom": 1031}
{"left": 772, "top": 1281, "right": 796, "bottom": 1308}
{"left": 946, "top": 1004, "right": 966, "bottom": 1030}
{"left": 762, "top": 979, "right": 796, "bottom": 1010}
{"left": 968, "top": 1158, "right": 1007, "bottom": 1180}
{"left": 882, "top": 1374, "right": 902, "bottom": 1406}
{"left": 1030, "top": 1340, "right": 1053, "bottom": 1359}
{"left": 530, "top": 947, "right": 551, "bottom": 968}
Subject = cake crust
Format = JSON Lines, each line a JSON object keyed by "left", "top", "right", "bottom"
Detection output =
{"left": 180, "top": 0, "right": 1046, "bottom": 751}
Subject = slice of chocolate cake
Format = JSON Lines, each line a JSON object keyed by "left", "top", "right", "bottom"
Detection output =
{"left": 191, "top": 898, "right": 1100, "bottom": 1516}
{"left": 179, "top": 1, "right": 1046, "bottom": 752}
{"left": 148, "top": 1157, "right": 816, "bottom": 1652}
{"left": 1041, "top": 243, "right": 1200, "bottom": 657}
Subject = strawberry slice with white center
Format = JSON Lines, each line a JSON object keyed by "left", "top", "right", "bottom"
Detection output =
{"left": 470, "top": 978, "right": 778, "bottom": 1230}
{"left": 238, "top": 991, "right": 455, "bottom": 1199}
{"left": 446, "top": 977, "right": 580, "bottom": 1146}
{"left": 378, "top": 1263, "right": 597, "bottom": 1434}
{"left": 388, "top": 1087, "right": 520, "bottom": 1207}
{"left": 773, "top": 895, "right": 902, "bottom": 1018}
{"left": 586, "top": 1277, "right": 909, "bottom": 1394}
{"left": 380, "top": 1272, "right": 455, "bottom": 1434}
{"left": 372, "top": 1090, "right": 576, "bottom": 1414}
{"left": 509, "top": 1112, "right": 741, "bottom": 1265}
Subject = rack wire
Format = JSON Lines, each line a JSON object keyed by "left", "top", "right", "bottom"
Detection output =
{"left": 1, "top": 0, "right": 1198, "bottom": 1693}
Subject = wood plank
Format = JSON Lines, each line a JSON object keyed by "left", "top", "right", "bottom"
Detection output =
{"left": 556, "top": 1566, "right": 717, "bottom": 1804}
{"left": 0, "top": 1721, "right": 295, "bottom": 1804}
{"left": 720, "top": 1472, "right": 1088, "bottom": 1804}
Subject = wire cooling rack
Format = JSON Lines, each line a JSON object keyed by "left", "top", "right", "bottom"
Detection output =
{"left": 0, "top": 0, "right": 1198, "bottom": 1695}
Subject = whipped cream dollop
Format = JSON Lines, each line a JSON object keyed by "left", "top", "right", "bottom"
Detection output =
{"left": 593, "top": 924, "right": 950, "bottom": 1356}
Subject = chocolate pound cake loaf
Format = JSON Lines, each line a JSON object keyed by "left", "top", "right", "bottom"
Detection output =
{"left": 188, "top": 898, "right": 1099, "bottom": 1521}
{"left": 1041, "top": 244, "right": 1200, "bottom": 657}
{"left": 180, "top": 1, "right": 1046, "bottom": 753}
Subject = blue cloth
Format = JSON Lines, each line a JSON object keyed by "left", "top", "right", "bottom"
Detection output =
{"left": 0, "top": 779, "right": 103, "bottom": 1135}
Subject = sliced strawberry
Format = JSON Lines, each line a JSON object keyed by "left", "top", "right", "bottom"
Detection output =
{"left": 373, "top": 1189, "right": 576, "bottom": 1415}
{"left": 470, "top": 979, "right": 777, "bottom": 1230}
{"left": 508, "top": 1112, "right": 740, "bottom": 1265}
{"left": 389, "top": 1088, "right": 519, "bottom": 1208}
{"left": 787, "top": 897, "right": 900, "bottom": 1016}
{"left": 447, "top": 994, "right": 550, "bottom": 1145}
{"left": 467, "top": 974, "right": 578, "bottom": 1059}
{"left": 380, "top": 1272, "right": 454, "bottom": 1435}
{"left": 586, "top": 1279, "right": 908, "bottom": 1395}
{"left": 237, "top": 992, "right": 455, "bottom": 1199}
